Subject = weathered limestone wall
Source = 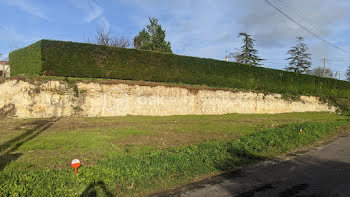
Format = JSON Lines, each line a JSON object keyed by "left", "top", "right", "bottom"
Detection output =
{"left": 0, "top": 79, "right": 336, "bottom": 118}
{"left": 0, "top": 62, "right": 10, "bottom": 78}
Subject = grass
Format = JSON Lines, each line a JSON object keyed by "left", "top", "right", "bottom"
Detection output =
{"left": 0, "top": 112, "right": 349, "bottom": 196}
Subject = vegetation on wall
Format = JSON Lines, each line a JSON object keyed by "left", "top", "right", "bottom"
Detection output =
{"left": 9, "top": 39, "right": 350, "bottom": 99}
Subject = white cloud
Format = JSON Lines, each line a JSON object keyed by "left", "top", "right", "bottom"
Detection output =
{"left": 123, "top": 0, "right": 244, "bottom": 58}
{"left": 71, "top": 0, "right": 111, "bottom": 32}
{"left": 2, "top": 0, "right": 48, "bottom": 20}
{"left": 100, "top": 16, "right": 110, "bottom": 32}
{"left": 237, "top": 0, "right": 347, "bottom": 48}
{"left": 119, "top": 0, "right": 350, "bottom": 79}
{"left": 71, "top": 0, "right": 104, "bottom": 23}
{"left": 85, "top": 0, "right": 103, "bottom": 22}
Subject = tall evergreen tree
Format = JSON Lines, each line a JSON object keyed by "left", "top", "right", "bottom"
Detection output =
{"left": 285, "top": 37, "right": 312, "bottom": 73}
{"left": 236, "top": 32, "right": 263, "bottom": 66}
{"left": 134, "top": 17, "right": 172, "bottom": 53}
{"left": 346, "top": 65, "right": 350, "bottom": 81}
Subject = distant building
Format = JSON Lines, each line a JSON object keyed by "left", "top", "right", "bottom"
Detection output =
{"left": 0, "top": 61, "right": 10, "bottom": 77}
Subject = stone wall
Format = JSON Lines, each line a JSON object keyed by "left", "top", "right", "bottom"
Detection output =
{"left": 0, "top": 79, "right": 336, "bottom": 118}
{"left": 0, "top": 62, "right": 10, "bottom": 78}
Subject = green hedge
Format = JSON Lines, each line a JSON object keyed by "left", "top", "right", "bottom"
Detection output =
{"left": 9, "top": 41, "right": 42, "bottom": 76}
{"left": 9, "top": 39, "right": 350, "bottom": 99}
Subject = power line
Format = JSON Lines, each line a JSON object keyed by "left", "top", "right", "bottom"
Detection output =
{"left": 277, "top": 0, "right": 327, "bottom": 37}
{"left": 318, "top": 58, "right": 350, "bottom": 62}
{"left": 328, "top": 57, "right": 350, "bottom": 60}
{"left": 327, "top": 58, "right": 350, "bottom": 62}
{"left": 325, "top": 59, "right": 350, "bottom": 63}
{"left": 264, "top": 0, "right": 350, "bottom": 54}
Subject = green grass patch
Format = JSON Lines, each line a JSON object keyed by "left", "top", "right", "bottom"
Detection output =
{"left": 0, "top": 113, "right": 349, "bottom": 196}
{"left": 0, "top": 112, "right": 346, "bottom": 171}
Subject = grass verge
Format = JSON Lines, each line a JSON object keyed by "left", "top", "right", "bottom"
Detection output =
{"left": 1, "top": 118, "right": 349, "bottom": 196}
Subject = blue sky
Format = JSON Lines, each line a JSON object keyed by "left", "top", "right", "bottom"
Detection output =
{"left": 1, "top": 0, "right": 350, "bottom": 79}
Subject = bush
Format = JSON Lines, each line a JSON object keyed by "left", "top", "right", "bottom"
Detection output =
{"left": 9, "top": 39, "right": 350, "bottom": 99}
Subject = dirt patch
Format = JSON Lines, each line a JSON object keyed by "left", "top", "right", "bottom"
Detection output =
{"left": 113, "top": 131, "right": 237, "bottom": 149}
{"left": 45, "top": 117, "right": 138, "bottom": 132}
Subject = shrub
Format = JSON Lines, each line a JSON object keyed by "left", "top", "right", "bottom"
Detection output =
{"left": 9, "top": 41, "right": 42, "bottom": 76}
{"left": 9, "top": 39, "right": 350, "bottom": 99}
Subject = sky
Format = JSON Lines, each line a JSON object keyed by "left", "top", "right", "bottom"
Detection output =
{"left": 1, "top": 0, "right": 350, "bottom": 79}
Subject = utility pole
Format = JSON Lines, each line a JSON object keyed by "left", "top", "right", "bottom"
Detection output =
{"left": 225, "top": 51, "right": 229, "bottom": 62}
{"left": 323, "top": 57, "right": 326, "bottom": 78}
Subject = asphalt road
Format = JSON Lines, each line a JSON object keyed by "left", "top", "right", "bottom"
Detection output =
{"left": 156, "top": 132, "right": 350, "bottom": 197}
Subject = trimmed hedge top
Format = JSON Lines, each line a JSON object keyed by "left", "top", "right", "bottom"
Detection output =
{"left": 9, "top": 39, "right": 350, "bottom": 99}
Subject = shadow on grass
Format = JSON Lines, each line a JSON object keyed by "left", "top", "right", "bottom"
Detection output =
{"left": 81, "top": 181, "right": 114, "bottom": 197}
{"left": 156, "top": 153, "right": 350, "bottom": 197}
{"left": 153, "top": 148, "right": 266, "bottom": 197}
{"left": 215, "top": 147, "right": 265, "bottom": 172}
{"left": 0, "top": 118, "right": 61, "bottom": 171}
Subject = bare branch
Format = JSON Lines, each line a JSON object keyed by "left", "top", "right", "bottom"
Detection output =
{"left": 89, "top": 27, "right": 132, "bottom": 48}
{"left": 95, "top": 27, "right": 111, "bottom": 46}
{"left": 110, "top": 35, "right": 131, "bottom": 48}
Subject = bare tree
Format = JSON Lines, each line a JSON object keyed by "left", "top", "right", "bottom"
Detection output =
{"left": 228, "top": 48, "right": 244, "bottom": 63}
{"left": 346, "top": 65, "right": 350, "bottom": 81}
{"left": 88, "top": 27, "right": 132, "bottom": 48}
{"left": 307, "top": 66, "right": 334, "bottom": 78}
{"left": 111, "top": 35, "right": 131, "bottom": 48}
{"left": 95, "top": 27, "right": 112, "bottom": 46}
